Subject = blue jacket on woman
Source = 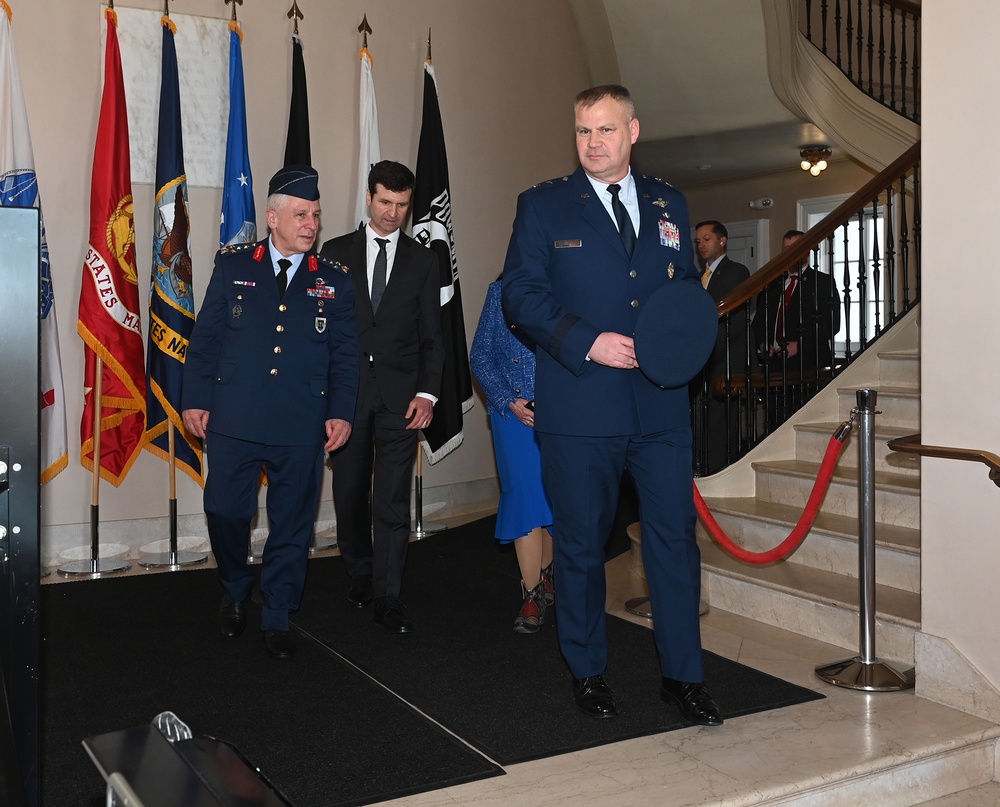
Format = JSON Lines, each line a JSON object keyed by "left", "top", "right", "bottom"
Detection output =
{"left": 470, "top": 279, "right": 536, "bottom": 417}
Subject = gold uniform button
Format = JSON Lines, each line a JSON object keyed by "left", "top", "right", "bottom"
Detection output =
{"left": 631, "top": 299, "right": 639, "bottom": 308}
{"left": 270, "top": 369, "right": 278, "bottom": 376}
{"left": 274, "top": 346, "right": 282, "bottom": 354}
{"left": 237, "top": 294, "right": 243, "bottom": 300}
{"left": 276, "top": 325, "right": 284, "bottom": 333}
{"left": 278, "top": 304, "right": 287, "bottom": 312}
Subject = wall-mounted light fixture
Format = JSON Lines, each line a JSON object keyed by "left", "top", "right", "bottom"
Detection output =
{"left": 800, "top": 147, "right": 832, "bottom": 176}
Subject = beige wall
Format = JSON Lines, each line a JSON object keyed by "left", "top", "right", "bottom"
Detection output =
{"left": 682, "top": 159, "right": 876, "bottom": 260}
{"left": 14, "top": 1, "right": 588, "bottom": 541}
{"left": 921, "top": 0, "right": 1000, "bottom": 684}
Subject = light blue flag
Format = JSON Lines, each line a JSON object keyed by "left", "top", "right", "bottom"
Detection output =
{"left": 220, "top": 25, "right": 256, "bottom": 247}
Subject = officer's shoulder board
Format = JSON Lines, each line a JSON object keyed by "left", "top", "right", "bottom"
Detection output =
{"left": 317, "top": 253, "right": 350, "bottom": 275}
{"left": 219, "top": 242, "right": 255, "bottom": 256}
{"left": 531, "top": 175, "right": 571, "bottom": 190}
{"left": 640, "top": 173, "right": 676, "bottom": 190}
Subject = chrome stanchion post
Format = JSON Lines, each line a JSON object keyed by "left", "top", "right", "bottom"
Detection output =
{"left": 815, "top": 388, "right": 915, "bottom": 691}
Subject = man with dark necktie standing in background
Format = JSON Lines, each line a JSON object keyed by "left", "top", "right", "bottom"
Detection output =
{"left": 321, "top": 160, "right": 444, "bottom": 634}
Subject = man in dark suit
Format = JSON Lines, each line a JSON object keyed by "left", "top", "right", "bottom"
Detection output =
{"left": 320, "top": 161, "right": 444, "bottom": 634}
{"left": 502, "top": 85, "right": 722, "bottom": 726}
{"left": 182, "top": 165, "right": 359, "bottom": 658}
{"left": 692, "top": 220, "right": 751, "bottom": 475}
{"left": 753, "top": 230, "right": 841, "bottom": 373}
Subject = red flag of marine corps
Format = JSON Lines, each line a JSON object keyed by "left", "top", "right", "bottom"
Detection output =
{"left": 77, "top": 7, "right": 146, "bottom": 486}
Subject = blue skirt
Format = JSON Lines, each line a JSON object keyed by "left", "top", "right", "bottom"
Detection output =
{"left": 490, "top": 410, "right": 553, "bottom": 543}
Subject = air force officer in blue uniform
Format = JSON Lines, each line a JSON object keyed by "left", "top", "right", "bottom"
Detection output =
{"left": 502, "top": 86, "right": 723, "bottom": 724}
{"left": 182, "top": 166, "right": 359, "bottom": 659}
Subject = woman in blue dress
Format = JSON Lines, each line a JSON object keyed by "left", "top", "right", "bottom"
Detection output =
{"left": 470, "top": 275, "right": 554, "bottom": 633}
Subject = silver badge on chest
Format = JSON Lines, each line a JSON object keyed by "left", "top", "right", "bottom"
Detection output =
{"left": 315, "top": 316, "right": 327, "bottom": 334}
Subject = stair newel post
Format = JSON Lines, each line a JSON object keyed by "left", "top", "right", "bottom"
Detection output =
{"left": 815, "top": 388, "right": 916, "bottom": 691}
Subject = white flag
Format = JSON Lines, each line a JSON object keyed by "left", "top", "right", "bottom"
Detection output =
{"left": 355, "top": 47, "right": 381, "bottom": 229}
{"left": 0, "top": 8, "right": 68, "bottom": 484}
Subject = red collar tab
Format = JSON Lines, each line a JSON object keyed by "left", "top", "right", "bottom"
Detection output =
{"left": 252, "top": 245, "right": 265, "bottom": 262}
{"left": 309, "top": 254, "right": 319, "bottom": 272}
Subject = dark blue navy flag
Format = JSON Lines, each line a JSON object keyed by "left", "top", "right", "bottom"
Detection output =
{"left": 412, "top": 61, "right": 473, "bottom": 464}
{"left": 220, "top": 23, "right": 256, "bottom": 247}
{"left": 145, "top": 17, "right": 202, "bottom": 484}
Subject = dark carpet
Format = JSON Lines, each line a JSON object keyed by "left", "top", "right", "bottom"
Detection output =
{"left": 294, "top": 515, "right": 825, "bottom": 766}
{"left": 40, "top": 571, "right": 501, "bottom": 807}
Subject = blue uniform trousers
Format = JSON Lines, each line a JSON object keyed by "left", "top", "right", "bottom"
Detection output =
{"left": 204, "top": 433, "right": 324, "bottom": 631}
{"left": 538, "top": 426, "right": 704, "bottom": 682}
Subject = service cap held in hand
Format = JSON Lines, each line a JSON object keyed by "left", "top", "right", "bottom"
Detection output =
{"left": 634, "top": 278, "right": 718, "bottom": 388}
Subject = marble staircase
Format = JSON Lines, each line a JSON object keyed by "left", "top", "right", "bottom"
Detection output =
{"left": 698, "top": 344, "right": 922, "bottom": 666}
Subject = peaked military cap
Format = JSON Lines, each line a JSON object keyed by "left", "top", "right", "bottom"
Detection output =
{"left": 268, "top": 164, "right": 320, "bottom": 200}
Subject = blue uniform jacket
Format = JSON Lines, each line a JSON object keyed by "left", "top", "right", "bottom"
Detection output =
{"left": 501, "top": 166, "right": 698, "bottom": 437}
{"left": 182, "top": 240, "right": 359, "bottom": 446}
{"left": 470, "top": 279, "right": 536, "bottom": 417}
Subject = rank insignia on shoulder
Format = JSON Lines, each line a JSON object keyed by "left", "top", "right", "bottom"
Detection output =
{"left": 318, "top": 254, "right": 349, "bottom": 274}
{"left": 219, "top": 242, "right": 253, "bottom": 255}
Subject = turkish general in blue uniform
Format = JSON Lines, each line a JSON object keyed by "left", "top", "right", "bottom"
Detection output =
{"left": 502, "top": 86, "right": 723, "bottom": 724}
{"left": 183, "top": 166, "right": 359, "bottom": 654}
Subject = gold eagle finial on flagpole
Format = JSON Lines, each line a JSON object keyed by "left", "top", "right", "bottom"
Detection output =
{"left": 287, "top": 1, "right": 303, "bottom": 36}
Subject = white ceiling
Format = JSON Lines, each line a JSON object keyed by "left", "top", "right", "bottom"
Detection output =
{"left": 567, "top": 0, "right": 836, "bottom": 187}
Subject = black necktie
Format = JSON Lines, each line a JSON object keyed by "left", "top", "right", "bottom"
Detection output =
{"left": 371, "top": 238, "right": 388, "bottom": 312}
{"left": 276, "top": 258, "right": 291, "bottom": 299}
{"left": 608, "top": 183, "right": 636, "bottom": 257}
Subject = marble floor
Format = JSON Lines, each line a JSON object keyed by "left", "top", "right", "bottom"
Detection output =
{"left": 43, "top": 507, "right": 1000, "bottom": 806}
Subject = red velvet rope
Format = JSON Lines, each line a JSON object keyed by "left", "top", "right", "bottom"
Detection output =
{"left": 694, "top": 425, "right": 851, "bottom": 564}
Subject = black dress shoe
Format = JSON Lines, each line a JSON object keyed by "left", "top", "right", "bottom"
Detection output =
{"left": 572, "top": 675, "right": 618, "bottom": 718}
{"left": 373, "top": 600, "right": 413, "bottom": 634}
{"left": 218, "top": 598, "right": 247, "bottom": 639}
{"left": 263, "top": 629, "right": 296, "bottom": 659}
{"left": 346, "top": 576, "right": 373, "bottom": 607}
{"left": 660, "top": 677, "right": 724, "bottom": 726}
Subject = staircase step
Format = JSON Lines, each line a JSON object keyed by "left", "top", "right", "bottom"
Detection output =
{"left": 700, "top": 538, "right": 919, "bottom": 664}
{"left": 795, "top": 421, "right": 921, "bottom": 476}
{"left": 698, "top": 496, "right": 920, "bottom": 592}
{"left": 913, "top": 780, "right": 1000, "bottom": 806}
{"left": 838, "top": 384, "right": 920, "bottom": 427}
{"left": 761, "top": 737, "right": 998, "bottom": 806}
{"left": 877, "top": 348, "right": 921, "bottom": 388}
{"left": 752, "top": 458, "right": 920, "bottom": 529}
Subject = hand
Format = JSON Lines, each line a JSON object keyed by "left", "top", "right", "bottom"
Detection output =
{"left": 324, "top": 418, "right": 352, "bottom": 452}
{"left": 509, "top": 398, "right": 534, "bottom": 427}
{"left": 588, "top": 332, "right": 637, "bottom": 369}
{"left": 182, "top": 408, "right": 210, "bottom": 439}
{"left": 405, "top": 397, "right": 434, "bottom": 431}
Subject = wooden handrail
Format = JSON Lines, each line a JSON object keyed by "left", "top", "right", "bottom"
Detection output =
{"left": 888, "top": 433, "right": 1000, "bottom": 488}
{"left": 883, "top": 0, "right": 921, "bottom": 17}
{"left": 716, "top": 141, "right": 920, "bottom": 318}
